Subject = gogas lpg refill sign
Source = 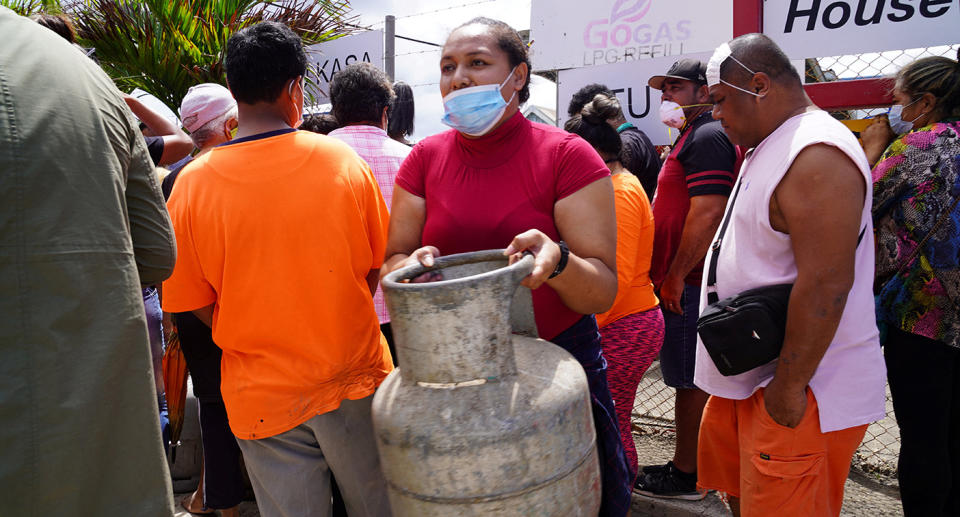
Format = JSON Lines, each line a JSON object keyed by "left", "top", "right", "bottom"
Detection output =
{"left": 556, "top": 52, "right": 713, "bottom": 146}
{"left": 766, "top": 0, "right": 960, "bottom": 57}
{"left": 530, "top": 0, "right": 733, "bottom": 71}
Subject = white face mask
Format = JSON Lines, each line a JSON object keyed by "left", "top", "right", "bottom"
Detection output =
{"left": 706, "top": 42, "right": 762, "bottom": 98}
{"left": 659, "top": 101, "right": 686, "bottom": 129}
{"left": 659, "top": 100, "right": 713, "bottom": 129}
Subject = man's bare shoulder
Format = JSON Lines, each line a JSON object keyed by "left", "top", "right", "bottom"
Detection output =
{"left": 771, "top": 143, "right": 866, "bottom": 233}
{"left": 783, "top": 143, "right": 864, "bottom": 193}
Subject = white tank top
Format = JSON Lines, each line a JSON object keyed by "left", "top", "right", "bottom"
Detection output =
{"left": 694, "top": 110, "right": 887, "bottom": 432}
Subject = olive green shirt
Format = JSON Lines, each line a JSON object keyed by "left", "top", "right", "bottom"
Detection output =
{"left": 0, "top": 8, "right": 176, "bottom": 515}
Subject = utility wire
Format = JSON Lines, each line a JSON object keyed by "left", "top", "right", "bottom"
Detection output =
{"left": 341, "top": 21, "right": 374, "bottom": 31}
{"left": 396, "top": 48, "right": 442, "bottom": 57}
{"left": 341, "top": 21, "right": 441, "bottom": 47}
{"left": 396, "top": 34, "right": 441, "bottom": 47}
{"left": 395, "top": 0, "right": 498, "bottom": 19}
{"left": 370, "top": 0, "right": 499, "bottom": 25}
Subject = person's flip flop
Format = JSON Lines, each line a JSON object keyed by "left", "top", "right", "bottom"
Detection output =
{"left": 180, "top": 495, "right": 216, "bottom": 515}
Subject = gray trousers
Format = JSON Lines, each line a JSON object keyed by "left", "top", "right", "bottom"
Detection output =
{"left": 236, "top": 395, "right": 392, "bottom": 517}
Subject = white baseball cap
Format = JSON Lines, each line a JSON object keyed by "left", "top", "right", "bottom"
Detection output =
{"left": 179, "top": 83, "right": 236, "bottom": 133}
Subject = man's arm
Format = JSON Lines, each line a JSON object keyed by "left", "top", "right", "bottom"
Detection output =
{"left": 366, "top": 269, "right": 380, "bottom": 297}
{"left": 764, "top": 144, "right": 866, "bottom": 428}
{"left": 659, "top": 194, "right": 727, "bottom": 313}
{"left": 192, "top": 303, "right": 215, "bottom": 328}
{"left": 383, "top": 187, "right": 430, "bottom": 275}
{"left": 123, "top": 94, "right": 193, "bottom": 166}
{"left": 124, "top": 117, "right": 177, "bottom": 285}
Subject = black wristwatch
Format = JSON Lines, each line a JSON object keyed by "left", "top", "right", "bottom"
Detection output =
{"left": 549, "top": 240, "right": 569, "bottom": 279}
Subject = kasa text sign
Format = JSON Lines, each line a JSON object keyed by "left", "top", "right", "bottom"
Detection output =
{"left": 530, "top": 0, "right": 732, "bottom": 71}
{"left": 767, "top": 0, "right": 960, "bottom": 57}
{"left": 305, "top": 31, "right": 384, "bottom": 104}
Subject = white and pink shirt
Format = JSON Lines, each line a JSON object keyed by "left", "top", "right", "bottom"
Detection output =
{"left": 695, "top": 109, "right": 887, "bottom": 432}
{"left": 329, "top": 125, "right": 411, "bottom": 323}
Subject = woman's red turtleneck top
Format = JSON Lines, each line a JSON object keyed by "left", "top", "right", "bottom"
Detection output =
{"left": 396, "top": 110, "right": 610, "bottom": 339}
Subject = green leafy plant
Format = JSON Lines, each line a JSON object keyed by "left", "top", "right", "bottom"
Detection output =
{"left": 70, "top": 0, "right": 358, "bottom": 113}
{"left": 0, "top": 0, "right": 63, "bottom": 16}
{"left": 1, "top": 0, "right": 63, "bottom": 15}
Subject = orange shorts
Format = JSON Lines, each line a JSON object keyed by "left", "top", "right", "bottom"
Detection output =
{"left": 697, "top": 388, "right": 867, "bottom": 517}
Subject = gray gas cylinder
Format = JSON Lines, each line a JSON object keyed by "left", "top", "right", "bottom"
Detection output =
{"left": 373, "top": 250, "right": 601, "bottom": 516}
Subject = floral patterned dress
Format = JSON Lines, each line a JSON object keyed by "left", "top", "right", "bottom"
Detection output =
{"left": 872, "top": 119, "right": 960, "bottom": 348}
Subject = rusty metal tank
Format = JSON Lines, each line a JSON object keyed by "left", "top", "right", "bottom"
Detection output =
{"left": 372, "top": 250, "right": 601, "bottom": 516}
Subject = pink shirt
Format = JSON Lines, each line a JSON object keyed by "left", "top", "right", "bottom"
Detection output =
{"left": 396, "top": 111, "right": 610, "bottom": 340}
{"left": 329, "top": 125, "right": 411, "bottom": 323}
{"left": 695, "top": 110, "right": 887, "bottom": 433}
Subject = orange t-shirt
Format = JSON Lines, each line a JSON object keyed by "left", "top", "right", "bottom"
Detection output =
{"left": 162, "top": 130, "right": 393, "bottom": 440}
{"left": 596, "top": 172, "right": 659, "bottom": 328}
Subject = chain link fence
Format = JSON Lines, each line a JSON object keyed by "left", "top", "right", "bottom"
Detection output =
{"left": 811, "top": 44, "right": 960, "bottom": 120}
{"left": 630, "top": 359, "right": 901, "bottom": 486}
{"left": 629, "top": 43, "right": 959, "bottom": 488}
{"left": 808, "top": 45, "right": 959, "bottom": 83}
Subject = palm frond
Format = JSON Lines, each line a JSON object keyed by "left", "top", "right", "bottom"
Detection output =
{"left": 69, "top": 0, "right": 358, "bottom": 113}
{"left": 1, "top": 0, "right": 62, "bottom": 15}
{"left": 253, "top": 0, "right": 359, "bottom": 44}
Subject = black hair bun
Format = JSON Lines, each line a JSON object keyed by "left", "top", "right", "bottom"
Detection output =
{"left": 582, "top": 93, "right": 621, "bottom": 125}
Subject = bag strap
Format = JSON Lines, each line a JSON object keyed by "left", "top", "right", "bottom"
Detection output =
{"left": 886, "top": 194, "right": 960, "bottom": 285}
{"left": 705, "top": 178, "right": 743, "bottom": 304}
{"left": 704, "top": 177, "right": 869, "bottom": 305}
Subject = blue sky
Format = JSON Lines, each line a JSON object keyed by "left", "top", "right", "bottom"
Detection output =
{"left": 349, "top": 0, "right": 532, "bottom": 139}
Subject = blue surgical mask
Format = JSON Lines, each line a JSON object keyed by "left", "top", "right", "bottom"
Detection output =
{"left": 440, "top": 66, "right": 518, "bottom": 137}
{"left": 887, "top": 98, "right": 923, "bottom": 135}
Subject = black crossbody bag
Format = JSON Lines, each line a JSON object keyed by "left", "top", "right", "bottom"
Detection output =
{"left": 697, "top": 179, "right": 865, "bottom": 376}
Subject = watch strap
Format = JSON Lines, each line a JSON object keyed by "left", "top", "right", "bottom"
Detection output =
{"left": 549, "top": 240, "right": 569, "bottom": 279}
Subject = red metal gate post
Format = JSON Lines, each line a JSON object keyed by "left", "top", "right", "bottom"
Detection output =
{"left": 733, "top": 0, "right": 763, "bottom": 36}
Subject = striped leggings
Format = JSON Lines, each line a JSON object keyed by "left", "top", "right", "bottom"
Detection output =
{"left": 599, "top": 307, "right": 665, "bottom": 478}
